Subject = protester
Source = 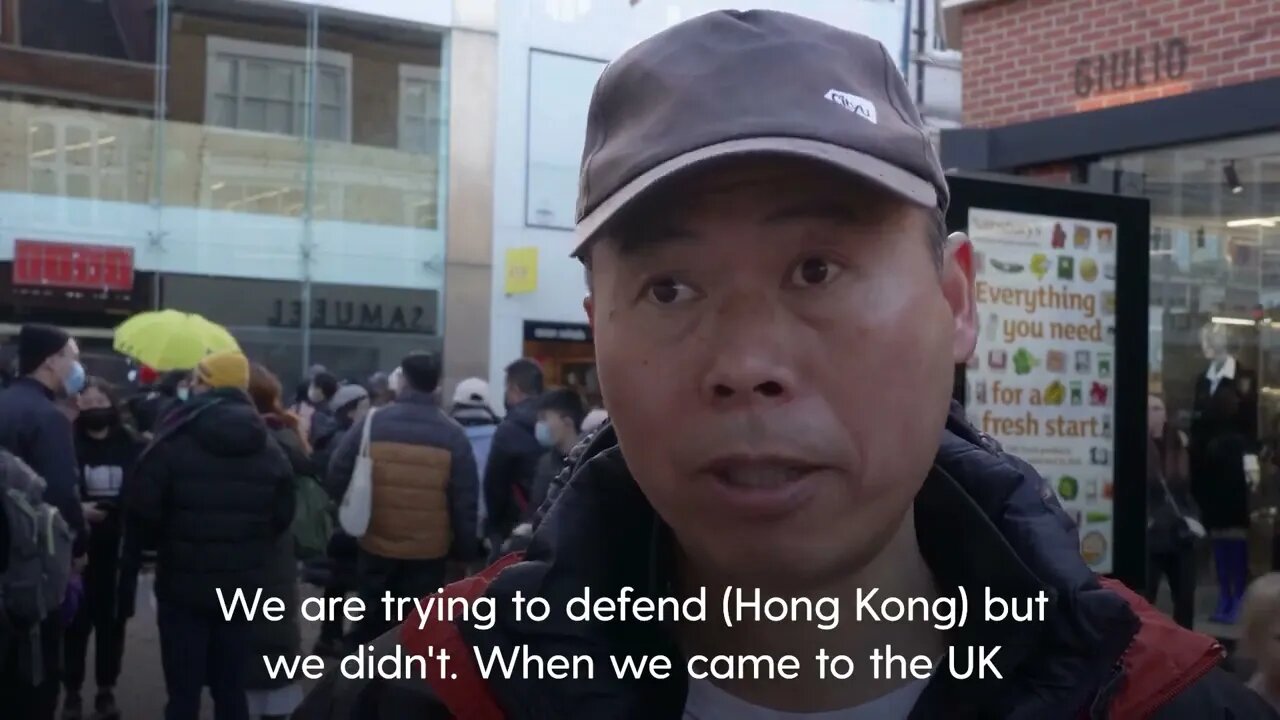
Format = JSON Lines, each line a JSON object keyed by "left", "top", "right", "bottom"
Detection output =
{"left": 326, "top": 352, "right": 478, "bottom": 646}
{"left": 367, "top": 371, "right": 395, "bottom": 408}
{"left": 306, "top": 371, "right": 341, "bottom": 456}
{"left": 296, "top": 10, "right": 1274, "bottom": 719}
{"left": 245, "top": 363, "right": 309, "bottom": 720}
{"left": 1243, "top": 574, "right": 1280, "bottom": 712}
{"left": 449, "top": 377, "right": 500, "bottom": 552}
{"left": 63, "top": 377, "right": 144, "bottom": 720}
{"left": 0, "top": 323, "right": 88, "bottom": 719}
{"left": 482, "top": 358, "right": 544, "bottom": 558}
{"left": 305, "top": 381, "right": 370, "bottom": 657}
{"left": 130, "top": 369, "right": 190, "bottom": 437}
{"left": 126, "top": 350, "right": 294, "bottom": 720}
{"left": 1145, "top": 393, "right": 1199, "bottom": 629}
{"left": 528, "top": 388, "right": 585, "bottom": 512}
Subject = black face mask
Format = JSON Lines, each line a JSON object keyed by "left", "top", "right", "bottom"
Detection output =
{"left": 78, "top": 407, "right": 118, "bottom": 433}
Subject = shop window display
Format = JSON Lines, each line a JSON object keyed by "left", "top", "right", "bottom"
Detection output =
{"left": 1089, "top": 133, "right": 1280, "bottom": 628}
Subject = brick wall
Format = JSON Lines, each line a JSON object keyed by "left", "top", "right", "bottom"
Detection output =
{"left": 962, "top": 0, "right": 1280, "bottom": 128}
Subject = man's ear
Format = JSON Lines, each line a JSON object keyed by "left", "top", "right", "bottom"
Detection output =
{"left": 584, "top": 294, "right": 595, "bottom": 332}
{"left": 940, "top": 232, "right": 977, "bottom": 364}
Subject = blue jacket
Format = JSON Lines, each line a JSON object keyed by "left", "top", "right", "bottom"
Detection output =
{"left": 0, "top": 378, "right": 88, "bottom": 556}
{"left": 295, "top": 404, "right": 1277, "bottom": 719}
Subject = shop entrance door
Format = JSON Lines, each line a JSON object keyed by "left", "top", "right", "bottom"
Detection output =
{"left": 947, "top": 172, "right": 1150, "bottom": 590}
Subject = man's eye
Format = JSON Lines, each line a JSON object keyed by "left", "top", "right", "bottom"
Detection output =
{"left": 788, "top": 256, "right": 842, "bottom": 287}
{"left": 644, "top": 278, "right": 697, "bottom": 305}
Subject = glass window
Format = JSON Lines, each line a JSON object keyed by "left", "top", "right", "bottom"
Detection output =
{"left": 398, "top": 65, "right": 442, "bottom": 156}
{"left": 205, "top": 37, "right": 350, "bottom": 141}
{"left": 525, "top": 50, "right": 607, "bottom": 229}
{"left": 1086, "top": 132, "right": 1280, "bottom": 586}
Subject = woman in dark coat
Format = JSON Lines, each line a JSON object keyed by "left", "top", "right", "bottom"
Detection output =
{"left": 1145, "top": 393, "right": 1198, "bottom": 630}
{"left": 63, "top": 377, "right": 145, "bottom": 720}
{"left": 246, "top": 363, "right": 309, "bottom": 720}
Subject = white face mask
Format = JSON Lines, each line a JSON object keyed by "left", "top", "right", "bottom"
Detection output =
{"left": 176, "top": 387, "right": 190, "bottom": 402}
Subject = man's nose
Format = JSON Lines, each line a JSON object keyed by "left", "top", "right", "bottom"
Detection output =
{"left": 699, "top": 298, "right": 798, "bottom": 408}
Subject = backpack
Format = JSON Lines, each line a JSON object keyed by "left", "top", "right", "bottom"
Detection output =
{"left": 291, "top": 474, "right": 334, "bottom": 561}
{"left": 0, "top": 449, "right": 73, "bottom": 627}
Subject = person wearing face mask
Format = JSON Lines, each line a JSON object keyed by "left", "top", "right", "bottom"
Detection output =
{"left": 0, "top": 323, "right": 89, "bottom": 719}
{"left": 528, "top": 389, "right": 586, "bottom": 514}
{"left": 63, "top": 378, "right": 144, "bottom": 720}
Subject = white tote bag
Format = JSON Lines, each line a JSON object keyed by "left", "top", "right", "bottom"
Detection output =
{"left": 338, "top": 408, "right": 377, "bottom": 537}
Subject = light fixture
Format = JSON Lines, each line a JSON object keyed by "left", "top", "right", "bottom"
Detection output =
{"left": 1224, "top": 161, "right": 1244, "bottom": 195}
{"left": 1212, "top": 316, "right": 1256, "bottom": 327}
{"left": 1226, "top": 217, "right": 1280, "bottom": 228}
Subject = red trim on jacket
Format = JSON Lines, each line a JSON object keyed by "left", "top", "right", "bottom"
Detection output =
{"left": 400, "top": 553, "right": 524, "bottom": 720}
{"left": 1097, "top": 578, "right": 1224, "bottom": 718}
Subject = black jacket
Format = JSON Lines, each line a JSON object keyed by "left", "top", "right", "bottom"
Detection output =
{"left": 125, "top": 389, "right": 295, "bottom": 615}
{"left": 0, "top": 377, "right": 88, "bottom": 556}
{"left": 482, "top": 398, "right": 543, "bottom": 540}
{"left": 295, "top": 405, "right": 1277, "bottom": 720}
{"left": 75, "top": 422, "right": 144, "bottom": 622}
{"left": 528, "top": 448, "right": 567, "bottom": 515}
{"left": 245, "top": 421, "right": 308, "bottom": 690}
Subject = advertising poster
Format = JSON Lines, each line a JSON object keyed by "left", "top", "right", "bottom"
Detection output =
{"left": 966, "top": 208, "right": 1118, "bottom": 574}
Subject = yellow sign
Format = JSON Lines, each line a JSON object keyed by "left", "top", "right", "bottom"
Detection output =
{"left": 505, "top": 247, "right": 538, "bottom": 295}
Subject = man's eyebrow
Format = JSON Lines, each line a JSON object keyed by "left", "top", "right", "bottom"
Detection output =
{"left": 614, "top": 223, "right": 698, "bottom": 257}
{"left": 762, "top": 202, "right": 865, "bottom": 226}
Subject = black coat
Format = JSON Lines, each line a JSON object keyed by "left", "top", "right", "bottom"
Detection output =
{"left": 294, "top": 404, "right": 1278, "bottom": 720}
{"left": 1189, "top": 363, "right": 1257, "bottom": 530}
{"left": 75, "top": 423, "right": 145, "bottom": 622}
{"left": 0, "top": 377, "right": 88, "bottom": 555}
{"left": 245, "top": 421, "right": 308, "bottom": 691}
{"left": 482, "top": 399, "right": 543, "bottom": 540}
{"left": 125, "top": 388, "right": 295, "bottom": 614}
{"left": 1147, "top": 434, "right": 1199, "bottom": 556}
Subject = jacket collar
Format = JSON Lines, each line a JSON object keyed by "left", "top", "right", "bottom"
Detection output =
{"left": 397, "top": 388, "right": 439, "bottom": 407}
{"left": 460, "top": 405, "right": 1140, "bottom": 719}
{"left": 14, "top": 376, "right": 55, "bottom": 400}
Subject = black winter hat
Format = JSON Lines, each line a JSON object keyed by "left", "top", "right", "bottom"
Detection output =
{"left": 18, "top": 324, "right": 70, "bottom": 376}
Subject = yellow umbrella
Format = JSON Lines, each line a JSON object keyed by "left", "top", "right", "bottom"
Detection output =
{"left": 113, "top": 310, "right": 241, "bottom": 371}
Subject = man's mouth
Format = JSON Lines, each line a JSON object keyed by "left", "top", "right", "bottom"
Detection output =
{"left": 699, "top": 456, "right": 826, "bottom": 518}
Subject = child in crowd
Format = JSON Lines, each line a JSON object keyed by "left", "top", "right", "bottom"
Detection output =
{"left": 1242, "top": 573, "right": 1280, "bottom": 712}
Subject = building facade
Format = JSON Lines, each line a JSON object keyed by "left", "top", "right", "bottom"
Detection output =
{"left": 487, "top": 0, "right": 962, "bottom": 396}
{"left": 0, "top": 0, "right": 466, "bottom": 389}
{"left": 942, "top": 0, "right": 1280, "bottom": 581}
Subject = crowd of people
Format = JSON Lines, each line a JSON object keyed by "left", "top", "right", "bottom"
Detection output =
{"left": 0, "top": 321, "right": 607, "bottom": 720}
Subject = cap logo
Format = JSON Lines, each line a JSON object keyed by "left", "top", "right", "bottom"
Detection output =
{"left": 824, "top": 89, "right": 877, "bottom": 124}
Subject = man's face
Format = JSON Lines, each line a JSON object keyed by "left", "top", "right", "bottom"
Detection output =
{"left": 538, "top": 409, "right": 574, "bottom": 448}
{"left": 44, "top": 338, "right": 78, "bottom": 379}
{"left": 586, "top": 158, "right": 976, "bottom": 589}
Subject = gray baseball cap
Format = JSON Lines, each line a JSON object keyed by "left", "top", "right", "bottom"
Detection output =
{"left": 573, "top": 9, "right": 948, "bottom": 257}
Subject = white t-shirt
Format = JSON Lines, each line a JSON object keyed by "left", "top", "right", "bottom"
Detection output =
{"left": 682, "top": 676, "right": 930, "bottom": 720}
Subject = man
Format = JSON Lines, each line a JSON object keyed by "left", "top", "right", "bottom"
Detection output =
{"left": 0, "top": 324, "right": 88, "bottom": 719}
{"left": 326, "top": 352, "right": 479, "bottom": 646}
{"left": 126, "top": 350, "right": 294, "bottom": 720}
{"left": 307, "top": 370, "right": 341, "bottom": 453}
{"left": 296, "top": 11, "right": 1275, "bottom": 719}
{"left": 482, "top": 359, "right": 544, "bottom": 558}
{"left": 450, "top": 377, "right": 501, "bottom": 554}
{"left": 529, "top": 388, "right": 585, "bottom": 512}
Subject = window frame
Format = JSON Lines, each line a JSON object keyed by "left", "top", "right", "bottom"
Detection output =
{"left": 397, "top": 63, "right": 443, "bottom": 156}
{"left": 523, "top": 48, "right": 608, "bottom": 231}
{"left": 204, "top": 35, "right": 354, "bottom": 143}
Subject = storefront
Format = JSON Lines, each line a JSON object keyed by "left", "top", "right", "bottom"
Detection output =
{"left": 0, "top": 239, "right": 154, "bottom": 383}
{"left": 162, "top": 274, "right": 441, "bottom": 389}
{"left": 942, "top": 0, "right": 1280, "bottom": 619}
{"left": 521, "top": 320, "right": 596, "bottom": 401}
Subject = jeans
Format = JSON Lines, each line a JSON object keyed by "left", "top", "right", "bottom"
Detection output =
{"left": 63, "top": 605, "right": 127, "bottom": 694}
{"left": 0, "top": 613, "right": 63, "bottom": 720}
{"left": 1144, "top": 550, "right": 1195, "bottom": 630}
{"left": 350, "top": 550, "right": 446, "bottom": 649}
{"left": 157, "top": 602, "right": 252, "bottom": 720}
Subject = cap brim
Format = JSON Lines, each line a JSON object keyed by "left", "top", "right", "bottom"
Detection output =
{"left": 572, "top": 136, "right": 939, "bottom": 257}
